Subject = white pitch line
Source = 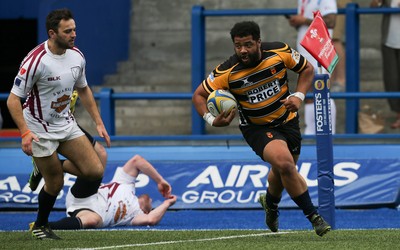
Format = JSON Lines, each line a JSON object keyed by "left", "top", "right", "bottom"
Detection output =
{"left": 56, "top": 231, "right": 293, "bottom": 250}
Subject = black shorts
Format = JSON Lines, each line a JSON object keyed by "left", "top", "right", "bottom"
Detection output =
{"left": 78, "top": 124, "right": 96, "bottom": 146}
{"left": 239, "top": 116, "right": 302, "bottom": 161}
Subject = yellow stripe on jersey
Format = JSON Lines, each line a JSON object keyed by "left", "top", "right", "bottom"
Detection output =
{"left": 250, "top": 105, "right": 297, "bottom": 125}
{"left": 202, "top": 42, "right": 307, "bottom": 127}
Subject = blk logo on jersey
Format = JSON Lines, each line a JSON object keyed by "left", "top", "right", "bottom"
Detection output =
{"left": 51, "top": 95, "right": 70, "bottom": 113}
{"left": 48, "top": 76, "right": 61, "bottom": 81}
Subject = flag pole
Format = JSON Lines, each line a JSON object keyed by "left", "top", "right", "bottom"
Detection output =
{"left": 300, "top": 11, "right": 337, "bottom": 228}
{"left": 314, "top": 62, "right": 335, "bottom": 229}
{"left": 318, "top": 62, "right": 322, "bottom": 74}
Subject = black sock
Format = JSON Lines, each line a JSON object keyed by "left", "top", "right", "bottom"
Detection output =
{"left": 70, "top": 177, "right": 102, "bottom": 198}
{"left": 266, "top": 189, "right": 281, "bottom": 210}
{"left": 49, "top": 217, "right": 82, "bottom": 230}
{"left": 292, "top": 190, "right": 317, "bottom": 220}
{"left": 35, "top": 188, "right": 57, "bottom": 227}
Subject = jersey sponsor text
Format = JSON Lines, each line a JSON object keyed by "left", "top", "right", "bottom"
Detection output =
{"left": 247, "top": 80, "right": 281, "bottom": 103}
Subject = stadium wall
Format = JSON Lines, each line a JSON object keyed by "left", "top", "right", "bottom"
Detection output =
{"left": 0, "top": 0, "right": 130, "bottom": 86}
{"left": 0, "top": 145, "right": 399, "bottom": 210}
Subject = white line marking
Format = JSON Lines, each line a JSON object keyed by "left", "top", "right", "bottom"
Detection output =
{"left": 56, "top": 231, "right": 293, "bottom": 250}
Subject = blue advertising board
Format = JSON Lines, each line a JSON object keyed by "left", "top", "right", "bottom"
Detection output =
{"left": 0, "top": 145, "right": 399, "bottom": 209}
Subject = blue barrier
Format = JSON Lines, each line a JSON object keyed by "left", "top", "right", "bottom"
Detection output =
{"left": 2, "top": 90, "right": 400, "bottom": 140}
{"left": 1, "top": 145, "right": 399, "bottom": 210}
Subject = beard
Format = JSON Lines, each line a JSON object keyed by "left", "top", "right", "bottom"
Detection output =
{"left": 238, "top": 51, "right": 261, "bottom": 67}
{"left": 55, "top": 37, "right": 74, "bottom": 50}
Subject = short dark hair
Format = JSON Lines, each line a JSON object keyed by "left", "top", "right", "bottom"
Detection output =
{"left": 230, "top": 21, "right": 261, "bottom": 42}
{"left": 46, "top": 8, "right": 74, "bottom": 36}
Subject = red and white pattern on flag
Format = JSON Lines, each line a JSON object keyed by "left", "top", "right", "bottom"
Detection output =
{"left": 300, "top": 11, "right": 338, "bottom": 73}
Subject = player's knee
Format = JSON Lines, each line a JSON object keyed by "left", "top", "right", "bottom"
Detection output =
{"left": 91, "top": 165, "right": 104, "bottom": 180}
{"left": 82, "top": 216, "right": 102, "bottom": 229}
{"left": 44, "top": 178, "right": 64, "bottom": 195}
{"left": 95, "top": 143, "right": 108, "bottom": 168}
{"left": 99, "top": 150, "right": 108, "bottom": 167}
{"left": 275, "top": 160, "right": 296, "bottom": 176}
{"left": 82, "top": 164, "right": 103, "bottom": 181}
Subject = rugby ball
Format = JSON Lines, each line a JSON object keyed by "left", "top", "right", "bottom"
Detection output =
{"left": 207, "top": 90, "right": 237, "bottom": 117}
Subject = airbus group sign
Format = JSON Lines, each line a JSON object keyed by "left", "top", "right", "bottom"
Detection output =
{"left": 178, "top": 162, "right": 360, "bottom": 206}
{"left": 0, "top": 146, "right": 399, "bottom": 209}
{"left": 146, "top": 159, "right": 399, "bottom": 209}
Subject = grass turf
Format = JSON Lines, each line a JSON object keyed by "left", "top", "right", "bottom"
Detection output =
{"left": 2, "top": 229, "right": 399, "bottom": 249}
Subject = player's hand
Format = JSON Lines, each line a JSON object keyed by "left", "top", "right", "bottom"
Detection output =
{"left": 288, "top": 15, "right": 306, "bottom": 28}
{"left": 212, "top": 108, "right": 236, "bottom": 127}
{"left": 97, "top": 124, "right": 111, "bottom": 148}
{"left": 370, "top": 0, "right": 382, "bottom": 7}
{"left": 280, "top": 96, "right": 302, "bottom": 113}
{"left": 21, "top": 132, "right": 39, "bottom": 156}
{"left": 165, "top": 195, "right": 177, "bottom": 207}
{"left": 158, "top": 180, "right": 172, "bottom": 198}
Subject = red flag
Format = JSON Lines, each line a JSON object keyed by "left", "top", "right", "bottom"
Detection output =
{"left": 300, "top": 11, "right": 339, "bottom": 73}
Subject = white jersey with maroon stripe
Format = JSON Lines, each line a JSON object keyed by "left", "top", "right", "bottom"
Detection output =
{"left": 11, "top": 40, "right": 88, "bottom": 137}
{"left": 98, "top": 182, "right": 144, "bottom": 227}
{"left": 65, "top": 168, "right": 144, "bottom": 228}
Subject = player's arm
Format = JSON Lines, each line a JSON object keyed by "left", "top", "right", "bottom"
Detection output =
{"left": 370, "top": 0, "right": 383, "bottom": 7}
{"left": 126, "top": 155, "right": 171, "bottom": 198}
{"left": 288, "top": 13, "right": 336, "bottom": 29}
{"left": 281, "top": 60, "right": 314, "bottom": 112}
{"left": 7, "top": 93, "right": 29, "bottom": 135}
{"left": 192, "top": 84, "right": 210, "bottom": 117}
{"left": 7, "top": 93, "right": 39, "bottom": 155}
{"left": 322, "top": 13, "right": 336, "bottom": 29}
{"left": 131, "top": 195, "right": 177, "bottom": 226}
{"left": 296, "top": 60, "right": 315, "bottom": 95}
{"left": 75, "top": 86, "right": 111, "bottom": 147}
{"left": 192, "top": 84, "right": 235, "bottom": 127}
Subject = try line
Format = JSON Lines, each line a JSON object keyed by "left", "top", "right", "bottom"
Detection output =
{"left": 56, "top": 231, "right": 293, "bottom": 250}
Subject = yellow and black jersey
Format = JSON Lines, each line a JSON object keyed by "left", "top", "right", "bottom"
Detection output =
{"left": 202, "top": 41, "right": 307, "bottom": 127}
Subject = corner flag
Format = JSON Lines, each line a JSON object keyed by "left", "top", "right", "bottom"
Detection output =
{"left": 300, "top": 11, "right": 339, "bottom": 73}
{"left": 301, "top": 11, "right": 336, "bottom": 229}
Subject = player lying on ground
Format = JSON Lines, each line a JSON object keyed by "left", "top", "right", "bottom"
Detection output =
{"left": 28, "top": 90, "right": 176, "bottom": 229}
{"left": 46, "top": 154, "right": 176, "bottom": 229}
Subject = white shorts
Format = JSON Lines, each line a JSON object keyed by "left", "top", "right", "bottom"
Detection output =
{"left": 31, "top": 122, "right": 84, "bottom": 157}
{"left": 65, "top": 189, "right": 106, "bottom": 218}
